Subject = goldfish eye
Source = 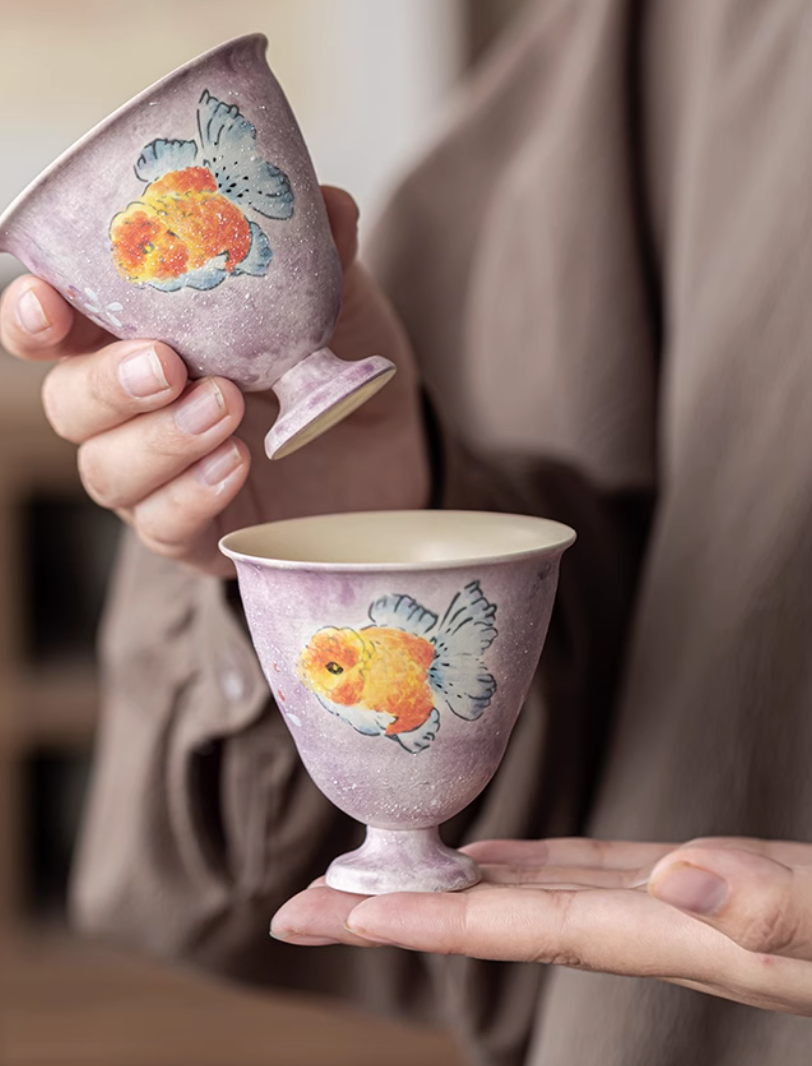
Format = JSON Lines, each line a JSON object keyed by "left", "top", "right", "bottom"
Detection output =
{"left": 325, "top": 661, "right": 344, "bottom": 675}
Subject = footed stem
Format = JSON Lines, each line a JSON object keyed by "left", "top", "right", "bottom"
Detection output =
{"left": 326, "top": 826, "right": 481, "bottom": 895}
{"left": 264, "top": 347, "right": 395, "bottom": 459}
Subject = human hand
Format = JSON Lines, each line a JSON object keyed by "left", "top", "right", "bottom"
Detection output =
{"left": 271, "top": 836, "right": 812, "bottom": 1014}
{"left": 0, "top": 187, "right": 428, "bottom": 576}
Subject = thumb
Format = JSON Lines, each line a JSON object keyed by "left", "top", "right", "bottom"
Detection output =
{"left": 648, "top": 844, "right": 812, "bottom": 960}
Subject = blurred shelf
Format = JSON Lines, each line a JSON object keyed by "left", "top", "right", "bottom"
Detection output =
{"left": 0, "top": 663, "right": 99, "bottom": 750}
{"left": 0, "top": 358, "right": 78, "bottom": 487}
{"left": 0, "top": 929, "right": 464, "bottom": 1066}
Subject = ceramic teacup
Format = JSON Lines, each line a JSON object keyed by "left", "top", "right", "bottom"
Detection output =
{"left": 220, "top": 510, "right": 576, "bottom": 894}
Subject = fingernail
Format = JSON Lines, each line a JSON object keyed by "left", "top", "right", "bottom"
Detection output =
{"left": 270, "top": 929, "right": 340, "bottom": 947}
{"left": 17, "top": 290, "right": 49, "bottom": 334}
{"left": 176, "top": 381, "right": 226, "bottom": 435}
{"left": 650, "top": 863, "right": 728, "bottom": 916}
{"left": 118, "top": 347, "right": 170, "bottom": 398}
{"left": 197, "top": 441, "right": 242, "bottom": 487}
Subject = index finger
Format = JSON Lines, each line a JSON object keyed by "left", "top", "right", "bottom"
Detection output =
{"left": 348, "top": 886, "right": 812, "bottom": 1012}
{"left": 462, "top": 837, "right": 676, "bottom": 871}
{"left": 271, "top": 884, "right": 377, "bottom": 948}
{"left": 0, "top": 275, "right": 111, "bottom": 360}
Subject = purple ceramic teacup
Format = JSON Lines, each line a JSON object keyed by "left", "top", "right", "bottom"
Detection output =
{"left": 220, "top": 510, "right": 576, "bottom": 895}
{"left": 0, "top": 34, "right": 395, "bottom": 459}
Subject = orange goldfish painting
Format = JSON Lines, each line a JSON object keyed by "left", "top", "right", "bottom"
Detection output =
{"left": 297, "top": 582, "right": 498, "bottom": 754}
{"left": 110, "top": 90, "right": 294, "bottom": 291}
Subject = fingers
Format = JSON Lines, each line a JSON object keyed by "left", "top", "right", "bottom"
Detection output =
{"left": 321, "top": 186, "right": 359, "bottom": 271}
{"left": 462, "top": 837, "right": 675, "bottom": 871}
{"left": 2, "top": 274, "right": 253, "bottom": 571}
{"left": 1, "top": 275, "right": 110, "bottom": 359}
{"left": 649, "top": 844, "right": 812, "bottom": 961}
{"left": 345, "top": 883, "right": 715, "bottom": 969}
{"left": 127, "top": 437, "right": 250, "bottom": 565}
{"left": 271, "top": 885, "right": 379, "bottom": 948}
{"left": 479, "top": 863, "right": 650, "bottom": 890}
{"left": 42, "top": 341, "right": 187, "bottom": 443}
{"left": 679, "top": 836, "right": 812, "bottom": 867}
{"left": 347, "top": 882, "right": 812, "bottom": 1013}
{"left": 77, "top": 378, "right": 244, "bottom": 510}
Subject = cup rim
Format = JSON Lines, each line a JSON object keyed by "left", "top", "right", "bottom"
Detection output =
{"left": 219, "top": 510, "right": 577, "bottom": 572}
{"left": 0, "top": 33, "right": 268, "bottom": 236}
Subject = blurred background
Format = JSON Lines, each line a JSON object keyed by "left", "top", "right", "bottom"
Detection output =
{"left": 0, "top": 1, "right": 529, "bottom": 1064}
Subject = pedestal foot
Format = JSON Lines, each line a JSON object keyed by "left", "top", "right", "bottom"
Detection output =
{"left": 264, "top": 347, "right": 396, "bottom": 459}
{"left": 326, "top": 826, "right": 481, "bottom": 895}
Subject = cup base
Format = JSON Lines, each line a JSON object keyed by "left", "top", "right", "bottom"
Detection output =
{"left": 325, "top": 826, "right": 481, "bottom": 895}
{"left": 265, "top": 347, "right": 396, "bottom": 459}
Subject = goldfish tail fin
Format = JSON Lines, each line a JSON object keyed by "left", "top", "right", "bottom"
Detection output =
{"left": 197, "top": 90, "right": 295, "bottom": 220}
{"left": 233, "top": 221, "right": 273, "bottom": 277}
{"left": 368, "top": 594, "right": 438, "bottom": 636}
{"left": 135, "top": 139, "right": 198, "bottom": 183}
{"left": 429, "top": 581, "right": 498, "bottom": 721}
{"left": 392, "top": 707, "right": 440, "bottom": 753}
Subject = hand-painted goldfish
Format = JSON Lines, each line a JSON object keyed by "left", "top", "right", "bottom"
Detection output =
{"left": 297, "top": 582, "right": 498, "bottom": 753}
{"left": 110, "top": 90, "right": 294, "bottom": 292}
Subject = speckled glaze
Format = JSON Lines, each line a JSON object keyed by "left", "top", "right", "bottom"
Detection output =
{"left": 220, "top": 511, "right": 576, "bottom": 895}
{"left": 0, "top": 35, "right": 395, "bottom": 459}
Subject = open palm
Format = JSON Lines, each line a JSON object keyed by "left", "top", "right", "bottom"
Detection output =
{"left": 272, "top": 836, "right": 812, "bottom": 1015}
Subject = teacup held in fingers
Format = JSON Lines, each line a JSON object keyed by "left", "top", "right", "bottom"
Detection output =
{"left": 0, "top": 35, "right": 395, "bottom": 459}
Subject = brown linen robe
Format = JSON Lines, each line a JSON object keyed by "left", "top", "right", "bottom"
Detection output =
{"left": 71, "top": 0, "right": 812, "bottom": 1062}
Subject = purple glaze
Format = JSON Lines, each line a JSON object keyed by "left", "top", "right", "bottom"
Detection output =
{"left": 220, "top": 512, "right": 575, "bottom": 894}
{"left": 0, "top": 35, "right": 395, "bottom": 456}
{"left": 265, "top": 348, "right": 396, "bottom": 458}
{"left": 327, "top": 827, "right": 481, "bottom": 894}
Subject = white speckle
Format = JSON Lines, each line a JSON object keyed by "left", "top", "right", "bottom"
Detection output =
{"left": 286, "top": 713, "right": 302, "bottom": 728}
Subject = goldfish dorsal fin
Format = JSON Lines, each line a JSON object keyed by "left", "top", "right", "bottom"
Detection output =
{"left": 437, "top": 581, "right": 497, "bottom": 654}
{"left": 135, "top": 139, "right": 198, "bottom": 183}
{"left": 429, "top": 581, "right": 498, "bottom": 721}
{"left": 368, "top": 594, "right": 437, "bottom": 636}
{"left": 197, "top": 90, "right": 295, "bottom": 220}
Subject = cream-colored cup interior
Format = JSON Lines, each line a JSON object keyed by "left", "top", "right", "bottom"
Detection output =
{"left": 220, "top": 510, "right": 576, "bottom": 569}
